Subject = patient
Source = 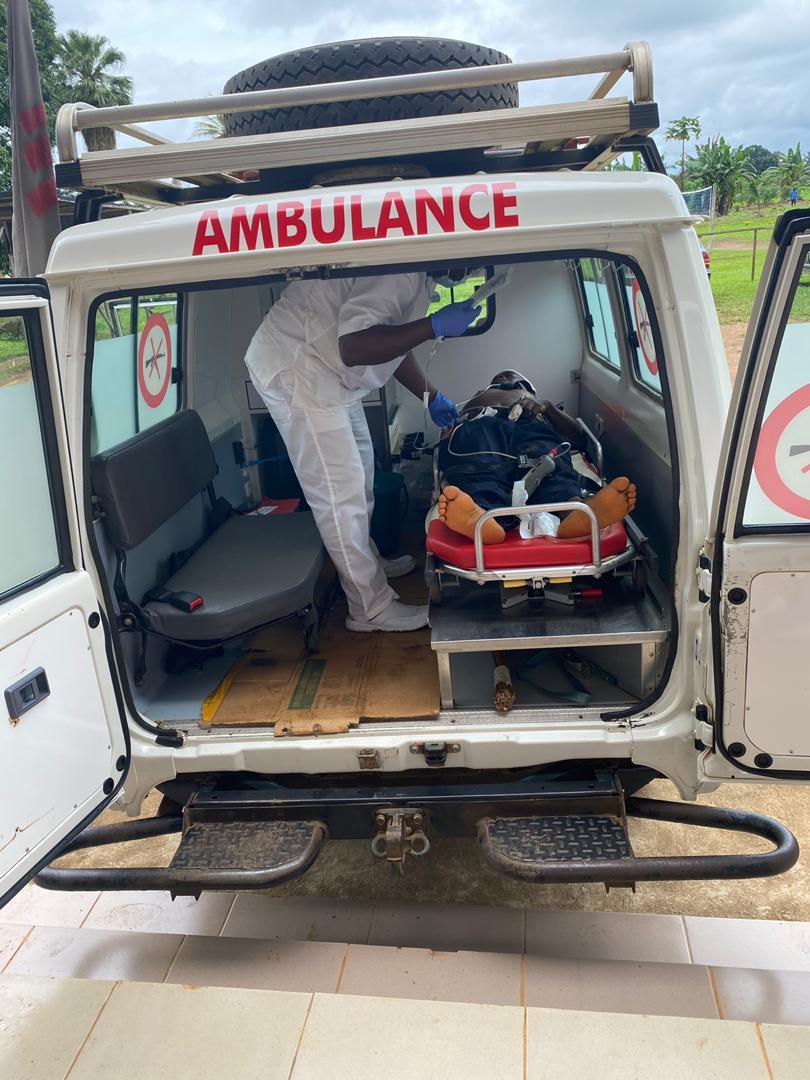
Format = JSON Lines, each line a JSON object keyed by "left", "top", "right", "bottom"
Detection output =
{"left": 436, "top": 371, "right": 637, "bottom": 545}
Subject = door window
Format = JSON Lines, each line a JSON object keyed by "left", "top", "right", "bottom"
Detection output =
{"left": 91, "top": 292, "right": 182, "bottom": 454}
{"left": 0, "top": 313, "right": 61, "bottom": 597}
{"left": 742, "top": 250, "right": 810, "bottom": 526}
{"left": 576, "top": 258, "right": 622, "bottom": 369}
{"left": 619, "top": 265, "right": 662, "bottom": 395}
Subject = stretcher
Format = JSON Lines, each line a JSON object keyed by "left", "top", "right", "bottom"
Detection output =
{"left": 425, "top": 418, "right": 654, "bottom": 606}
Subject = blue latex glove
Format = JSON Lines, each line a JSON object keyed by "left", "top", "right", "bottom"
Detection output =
{"left": 428, "top": 391, "right": 459, "bottom": 428}
{"left": 430, "top": 299, "right": 481, "bottom": 339}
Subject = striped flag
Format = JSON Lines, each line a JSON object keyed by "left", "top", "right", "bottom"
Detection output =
{"left": 7, "top": 0, "right": 60, "bottom": 275}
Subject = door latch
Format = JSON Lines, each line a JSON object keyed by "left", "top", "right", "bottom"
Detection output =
{"left": 409, "top": 741, "right": 460, "bottom": 767}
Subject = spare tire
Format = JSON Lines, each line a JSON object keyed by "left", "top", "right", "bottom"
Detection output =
{"left": 222, "top": 37, "right": 517, "bottom": 138}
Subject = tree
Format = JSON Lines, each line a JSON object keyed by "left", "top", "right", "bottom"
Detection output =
{"left": 688, "top": 136, "right": 753, "bottom": 215}
{"left": 744, "top": 170, "right": 776, "bottom": 213}
{"left": 192, "top": 114, "right": 226, "bottom": 139}
{"left": 764, "top": 143, "right": 810, "bottom": 199}
{"left": 743, "top": 144, "right": 780, "bottom": 174}
{"left": 665, "top": 116, "right": 701, "bottom": 189}
{"left": 54, "top": 30, "right": 132, "bottom": 152}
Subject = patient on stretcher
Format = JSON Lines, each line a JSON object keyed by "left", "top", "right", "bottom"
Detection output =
{"left": 436, "top": 371, "right": 637, "bottom": 545}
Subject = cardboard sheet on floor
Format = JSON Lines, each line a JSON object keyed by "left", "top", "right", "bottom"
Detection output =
{"left": 201, "top": 622, "right": 439, "bottom": 733}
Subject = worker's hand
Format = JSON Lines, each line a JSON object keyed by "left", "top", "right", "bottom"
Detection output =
{"left": 429, "top": 300, "right": 481, "bottom": 339}
{"left": 428, "top": 391, "right": 460, "bottom": 428}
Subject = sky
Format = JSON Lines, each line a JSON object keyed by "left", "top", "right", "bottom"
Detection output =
{"left": 50, "top": 0, "right": 810, "bottom": 162}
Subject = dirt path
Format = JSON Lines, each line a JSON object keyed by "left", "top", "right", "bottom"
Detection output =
{"left": 721, "top": 322, "right": 747, "bottom": 381}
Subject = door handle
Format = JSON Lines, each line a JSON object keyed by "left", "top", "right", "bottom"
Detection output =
{"left": 5, "top": 667, "right": 50, "bottom": 721}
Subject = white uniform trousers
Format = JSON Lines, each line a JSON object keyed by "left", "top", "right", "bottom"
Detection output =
{"left": 255, "top": 368, "right": 396, "bottom": 622}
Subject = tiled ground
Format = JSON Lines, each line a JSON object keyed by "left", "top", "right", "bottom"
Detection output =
{"left": 4, "top": 887, "right": 810, "bottom": 1025}
{"left": 2, "top": 973, "right": 807, "bottom": 1080}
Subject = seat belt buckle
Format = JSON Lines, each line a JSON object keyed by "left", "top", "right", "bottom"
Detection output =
{"left": 144, "top": 588, "right": 204, "bottom": 612}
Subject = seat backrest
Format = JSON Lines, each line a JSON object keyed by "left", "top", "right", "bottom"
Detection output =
{"left": 91, "top": 410, "right": 217, "bottom": 551}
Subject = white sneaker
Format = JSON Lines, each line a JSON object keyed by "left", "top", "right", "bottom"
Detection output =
{"left": 382, "top": 554, "right": 416, "bottom": 578}
{"left": 346, "top": 600, "right": 429, "bottom": 633}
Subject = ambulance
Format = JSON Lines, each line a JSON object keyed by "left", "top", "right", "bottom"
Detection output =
{"left": 2, "top": 38, "right": 808, "bottom": 902}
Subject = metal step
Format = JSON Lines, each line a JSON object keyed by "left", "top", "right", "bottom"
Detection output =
{"left": 477, "top": 798, "right": 800, "bottom": 886}
{"left": 35, "top": 816, "right": 326, "bottom": 897}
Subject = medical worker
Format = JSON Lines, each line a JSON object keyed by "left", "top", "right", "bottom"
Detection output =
{"left": 245, "top": 271, "right": 479, "bottom": 632}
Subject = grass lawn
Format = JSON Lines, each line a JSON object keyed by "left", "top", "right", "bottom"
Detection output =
{"left": 696, "top": 199, "right": 809, "bottom": 323}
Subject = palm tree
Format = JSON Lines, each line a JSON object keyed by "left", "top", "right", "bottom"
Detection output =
{"left": 192, "top": 114, "right": 226, "bottom": 139}
{"left": 665, "top": 116, "right": 701, "bottom": 189}
{"left": 764, "top": 144, "right": 810, "bottom": 199}
{"left": 55, "top": 31, "right": 132, "bottom": 152}
{"left": 688, "top": 136, "right": 753, "bottom": 215}
{"left": 744, "top": 170, "right": 776, "bottom": 214}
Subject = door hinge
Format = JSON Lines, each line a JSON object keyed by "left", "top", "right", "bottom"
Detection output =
{"left": 409, "top": 741, "right": 460, "bottom": 768}
{"left": 697, "top": 550, "right": 712, "bottom": 602}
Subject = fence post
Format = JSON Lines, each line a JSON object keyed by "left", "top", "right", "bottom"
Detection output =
{"left": 751, "top": 228, "right": 759, "bottom": 282}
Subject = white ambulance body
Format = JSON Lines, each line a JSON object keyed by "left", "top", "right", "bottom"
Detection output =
{"left": 2, "top": 40, "right": 808, "bottom": 901}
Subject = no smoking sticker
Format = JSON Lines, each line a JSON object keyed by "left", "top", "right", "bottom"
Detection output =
{"left": 631, "top": 277, "right": 658, "bottom": 377}
{"left": 754, "top": 383, "right": 810, "bottom": 520}
{"left": 137, "top": 313, "right": 172, "bottom": 409}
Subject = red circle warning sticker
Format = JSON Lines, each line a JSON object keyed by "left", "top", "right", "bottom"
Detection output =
{"left": 754, "top": 383, "right": 810, "bottom": 519}
{"left": 137, "top": 313, "right": 172, "bottom": 409}
{"left": 631, "top": 277, "right": 658, "bottom": 377}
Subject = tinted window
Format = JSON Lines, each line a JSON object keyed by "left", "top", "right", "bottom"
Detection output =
{"left": 620, "top": 265, "right": 662, "bottom": 395}
{"left": 91, "top": 292, "right": 181, "bottom": 454}
{"left": 743, "top": 250, "right": 810, "bottom": 526}
{"left": 577, "top": 258, "right": 621, "bottom": 368}
{"left": 0, "top": 313, "right": 60, "bottom": 596}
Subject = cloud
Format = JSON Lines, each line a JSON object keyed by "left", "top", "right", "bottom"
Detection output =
{"left": 50, "top": 0, "right": 810, "bottom": 152}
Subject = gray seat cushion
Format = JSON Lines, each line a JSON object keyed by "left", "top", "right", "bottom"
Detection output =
{"left": 143, "top": 512, "right": 324, "bottom": 642}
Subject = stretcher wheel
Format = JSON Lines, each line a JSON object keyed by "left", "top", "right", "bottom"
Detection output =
{"left": 429, "top": 576, "right": 444, "bottom": 605}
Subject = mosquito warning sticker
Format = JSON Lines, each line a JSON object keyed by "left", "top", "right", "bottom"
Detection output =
{"left": 631, "top": 277, "right": 658, "bottom": 376}
{"left": 137, "top": 313, "right": 172, "bottom": 409}
{"left": 754, "top": 383, "right": 810, "bottom": 520}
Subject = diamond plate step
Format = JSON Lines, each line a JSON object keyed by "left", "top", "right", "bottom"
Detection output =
{"left": 170, "top": 820, "right": 325, "bottom": 872}
{"left": 478, "top": 814, "right": 634, "bottom": 884}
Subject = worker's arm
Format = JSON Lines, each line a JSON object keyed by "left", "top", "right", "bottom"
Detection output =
{"left": 537, "top": 401, "right": 587, "bottom": 449}
{"left": 393, "top": 352, "right": 438, "bottom": 403}
{"left": 339, "top": 318, "right": 434, "bottom": 368}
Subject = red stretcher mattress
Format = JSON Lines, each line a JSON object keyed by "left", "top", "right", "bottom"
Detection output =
{"left": 426, "top": 519, "right": 628, "bottom": 571}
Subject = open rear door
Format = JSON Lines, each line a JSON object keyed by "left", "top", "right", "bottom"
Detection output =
{"left": 0, "top": 283, "right": 128, "bottom": 906}
{"left": 709, "top": 210, "right": 810, "bottom": 777}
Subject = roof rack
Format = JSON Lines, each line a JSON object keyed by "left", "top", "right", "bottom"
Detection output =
{"left": 54, "top": 42, "right": 660, "bottom": 206}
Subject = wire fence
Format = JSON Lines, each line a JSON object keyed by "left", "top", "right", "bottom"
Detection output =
{"left": 695, "top": 224, "right": 768, "bottom": 281}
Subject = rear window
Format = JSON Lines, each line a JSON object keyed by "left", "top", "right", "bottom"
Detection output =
{"left": 91, "top": 292, "right": 182, "bottom": 455}
{"left": 426, "top": 267, "right": 493, "bottom": 334}
{"left": 619, "top": 265, "right": 662, "bottom": 396}
{"left": 576, "top": 258, "right": 621, "bottom": 369}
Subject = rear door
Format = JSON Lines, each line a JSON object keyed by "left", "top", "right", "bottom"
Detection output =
{"left": 0, "top": 283, "right": 128, "bottom": 906}
{"left": 709, "top": 210, "right": 810, "bottom": 777}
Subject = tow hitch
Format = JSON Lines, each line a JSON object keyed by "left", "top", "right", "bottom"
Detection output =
{"left": 371, "top": 808, "right": 431, "bottom": 871}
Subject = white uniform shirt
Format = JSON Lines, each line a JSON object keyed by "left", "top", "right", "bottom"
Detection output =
{"left": 246, "top": 272, "right": 431, "bottom": 406}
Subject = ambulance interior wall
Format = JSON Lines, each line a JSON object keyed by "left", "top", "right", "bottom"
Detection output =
{"left": 392, "top": 260, "right": 584, "bottom": 441}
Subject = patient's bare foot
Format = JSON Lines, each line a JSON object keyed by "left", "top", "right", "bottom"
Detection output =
{"left": 438, "top": 486, "right": 506, "bottom": 544}
{"left": 557, "top": 477, "right": 637, "bottom": 539}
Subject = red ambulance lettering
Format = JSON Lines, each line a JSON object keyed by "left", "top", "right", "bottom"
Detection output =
{"left": 492, "top": 181, "right": 519, "bottom": 228}
{"left": 377, "top": 192, "right": 415, "bottom": 238}
{"left": 458, "top": 184, "right": 491, "bottom": 231}
{"left": 414, "top": 187, "right": 455, "bottom": 234}
{"left": 192, "top": 209, "right": 229, "bottom": 255}
{"left": 190, "top": 181, "right": 522, "bottom": 254}
{"left": 229, "top": 204, "right": 273, "bottom": 251}
{"left": 277, "top": 201, "right": 307, "bottom": 247}
{"left": 349, "top": 194, "right": 377, "bottom": 241}
{"left": 311, "top": 196, "right": 346, "bottom": 244}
